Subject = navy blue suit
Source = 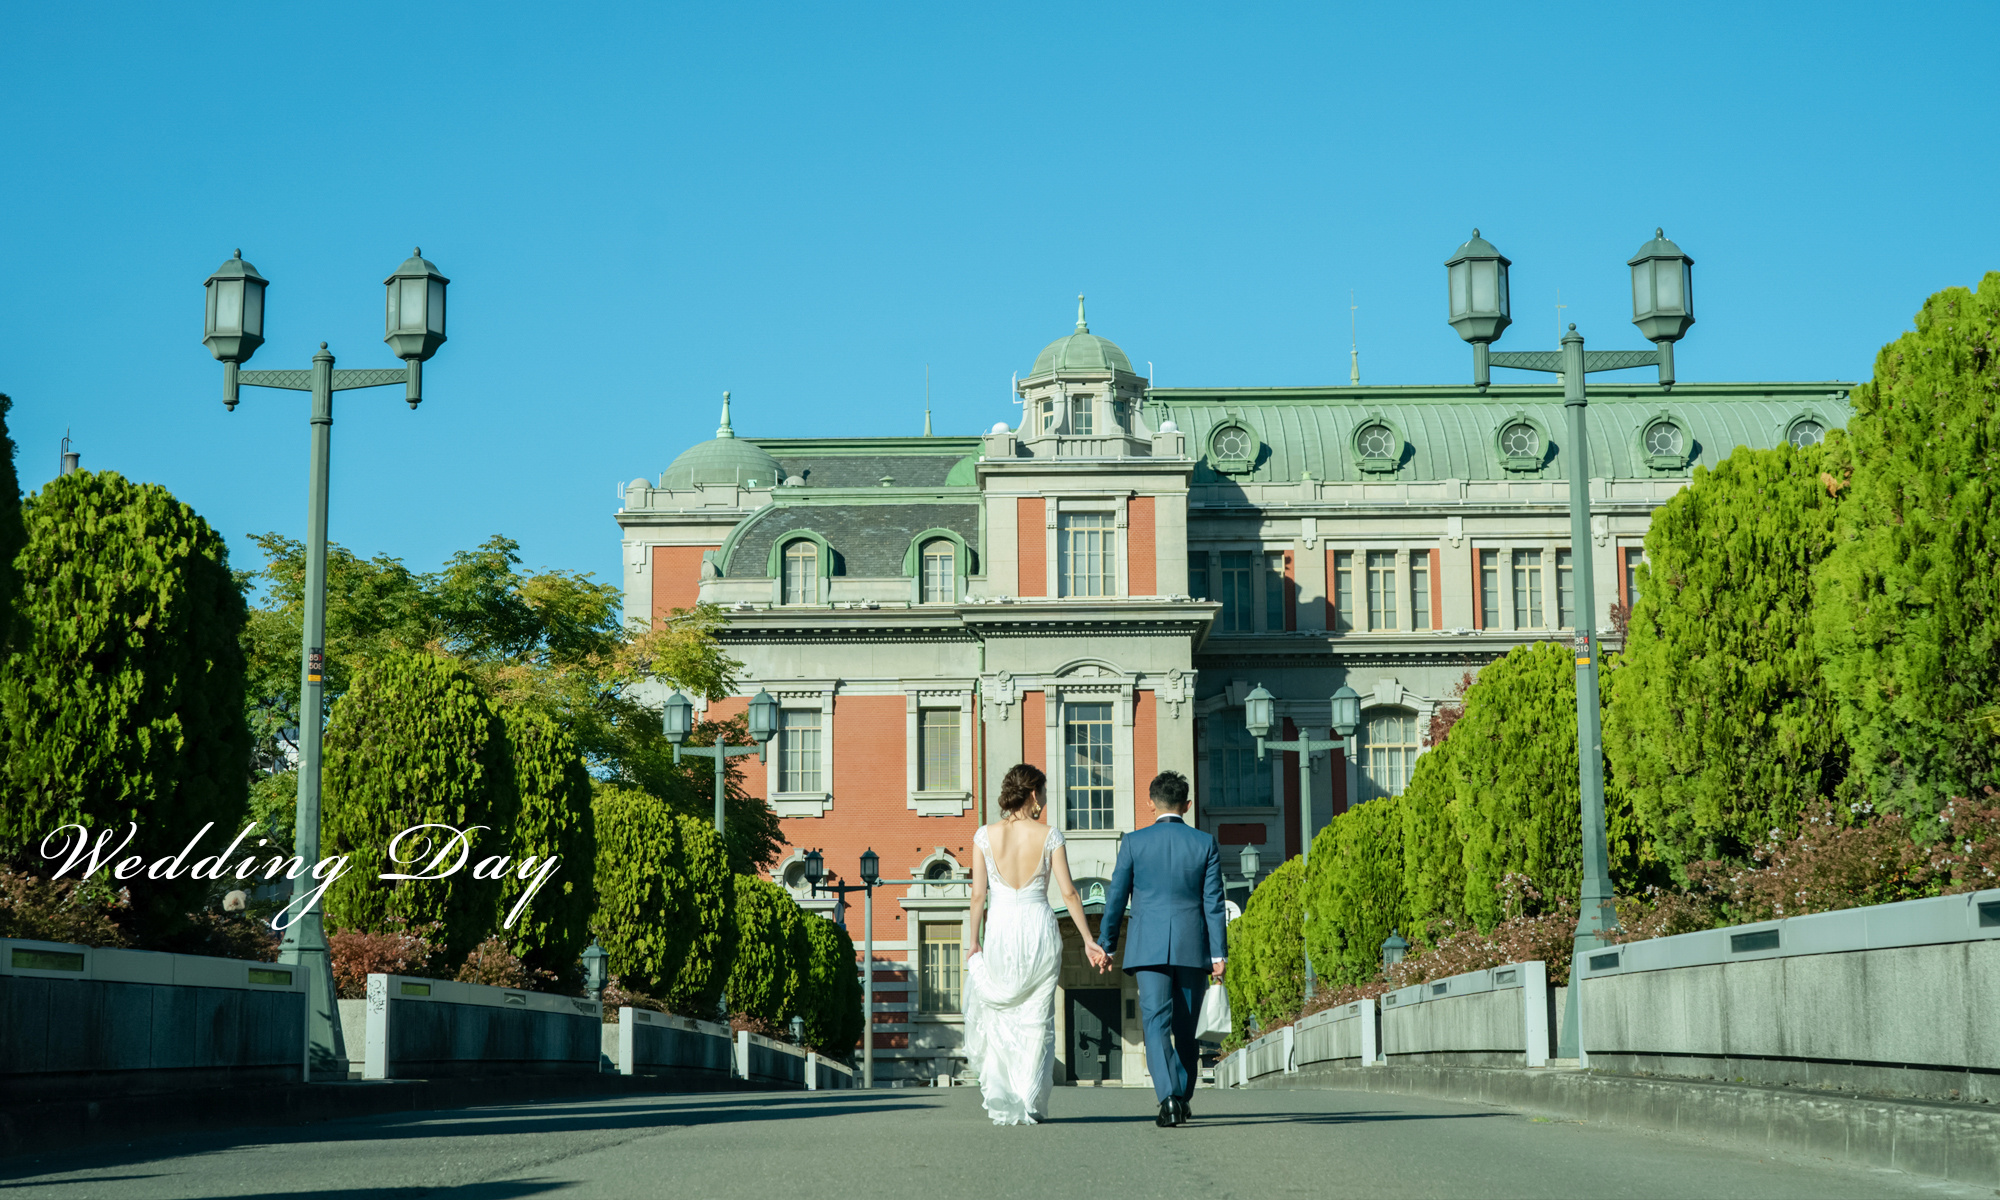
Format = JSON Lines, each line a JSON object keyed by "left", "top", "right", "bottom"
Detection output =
{"left": 1096, "top": 814, "right": 1227, "bottom": 1104}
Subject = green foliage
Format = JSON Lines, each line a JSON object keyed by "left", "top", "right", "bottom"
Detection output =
{"left": 1815, "top": 274, "right": 2000, "bottom": 820}
{"left": 0, "top": 396, "right": 24, "bottom": 658}
{"left": 590, "top": 783, "right": 735, "bottom": 1013}
{"left": 1398, "top": 743, "right": 1466, "bottom": 943}
{"left": 496, "top": 706, "right": 595, "bottom": 977}
{"left": 630, "top": 715, "right": 786, "bottom": 876}
{"left": 1449, "top": 642, "right": 1635, "bottom": 930}
{"left": 320, "top": 651, "right": 516, "bottom": 961}
{"left": 1222, "top": 854, "right": 1305, "bottom": 1037}
{"left": 1304, "top": 793, "right": 1405, "bottom": 988}
{"left": 727, "top": 874, "right": 809, "bottom": 1026}
{"left": 0, "top": 471, "right": 249, "bottom": 943}
{"left": 797, "top": 913, "right": 862, "bottom": 1058}
{"left": 1605, "top": 442, "right": 1849, "bottom": 871}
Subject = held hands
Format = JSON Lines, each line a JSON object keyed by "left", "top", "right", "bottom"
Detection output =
{"left": 1084, "top": 941, "right": 1112, "bottom": 972}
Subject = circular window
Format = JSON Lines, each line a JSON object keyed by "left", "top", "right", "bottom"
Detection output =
{"left": 1356, "top": 423, "right": 1397, "bottom": 459}
{"left": 1500, "top": 422, "right": 1538, "bottom": 457}
{"left": 1643, "top": 420, "right": 1685, "bottom": 457}
{"left": 1210, "top": 425, "right": 1254, "bottom": 461}
{"left": 782, "top": 862, "right": 806, "bottom": 889}
{"left": 1787, "top": 419, "right": 1825, "bottom": 448}
{"left": 924, "top": 861, "right": 955, "bottom": 881}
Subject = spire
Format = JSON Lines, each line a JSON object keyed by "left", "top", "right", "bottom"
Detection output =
{"left": 1350, "top": 347, "right": 1360, "bottom": 387}
{"left": 924, "top": 408, "right": 933, "bottom": 436}
{"left": 1075, "top": 294, "right": 1088, "bottom": 333}
{"left": 716, "top": 391, "right": 734, "bottom": 439}
{"left": 924, "top": 364, "right": 933, "bottom": 436}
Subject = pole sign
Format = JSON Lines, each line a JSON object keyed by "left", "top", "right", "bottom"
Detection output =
{"left": 307, "top": 648, "right": 324, "bottom": 685}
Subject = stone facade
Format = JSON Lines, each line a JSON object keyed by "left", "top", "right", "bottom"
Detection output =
{"left": 616, "top": 308, "right": 1853, "bottom": 1085}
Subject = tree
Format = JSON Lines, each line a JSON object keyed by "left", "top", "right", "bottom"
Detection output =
{"left": 1304, "top": 792, "right": 1406, "bottom": 987}
{"left": 590, "top": 783, "right": 734, "bottom": 1013}
{"left": 496, "top": 706, "right": 595, "bottom": 979}
{"left": 0, "top": 395, "right": 24, "bottom": 657}
{"left": 1221, "top": 854, "right": 1306, "bottom": 1037}
{"left": 320, "top": 651, "right": 516, "bottom": 962}
{"left": 726, "top": 874, "right": 808, "bottom": 1027}
{"left": 1398, "top": 743, "right": 1467, "bottom": 944}
{"left": 797, "top": 914, "right": 863, "bottom": 1058}
{"left": 1448, "top": 642, "right": 1637, "bottom": 930}
{"left": 1815, "top": 275, "right": 2000, "bottom": 821}
{"left": 1605, "top": 442, "right": 1849, "bottom": 871}
{"left": 0, "top": 471, "right": 250, "bottom": 944}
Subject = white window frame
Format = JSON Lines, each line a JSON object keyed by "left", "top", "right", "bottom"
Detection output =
{"left": 906, "top": 688, "right": 975, "bottom": 816}
{"left": 764, "top": 686, "right": 836, "bottom": 818}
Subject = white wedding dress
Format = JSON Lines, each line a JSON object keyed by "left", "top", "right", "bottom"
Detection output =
{"left": 962, "top": 823, "right": 1063, "bottom": 1125}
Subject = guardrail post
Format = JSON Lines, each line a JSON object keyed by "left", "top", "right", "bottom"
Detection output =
{"left": 363, "top": 973, "right": 391, "bottom": 1080}
{"left": 1524, "top": 961, "right": 1551, "bottom": 1067}
{"left": 1282, "top": 1025, "right": 1297, "bottom": 1073}
{"left": 1361, "top": 997, "right": 1381, "bottom": 1065}
{"left": 735, "top": 1030, "right": 751, "bottom": 1081}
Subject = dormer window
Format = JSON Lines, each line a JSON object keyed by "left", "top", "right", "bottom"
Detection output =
{"left": 920, "top": 539, "right": 955, "bottom": 604}
{"left": 1069, "top": 395, "right": 1094, "bottom": 436}
{"left": 782, "top": 540, "right": 819, "bottom": 605}
{"left": 1038, "top": 398, "right": 1057, "bottom": 432}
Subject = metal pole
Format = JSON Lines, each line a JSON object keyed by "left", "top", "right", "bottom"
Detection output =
{"left": 713, "top": 745, "right": 727, "bottom": 835}
{"left": 862, "top": 884, "right": 874, "bottom": 1088}
{"left": 1557, "top": 326, "right": 1620, "bottom": 1060}
{"left": 1299, "top": 746, "right": 1316, "bottom": 1002}
{"left": 277, "top": 343, "right": 346, "bottom": 1080}
{"left": 1342, "top": 734, "right": 1358, "bottom": 810}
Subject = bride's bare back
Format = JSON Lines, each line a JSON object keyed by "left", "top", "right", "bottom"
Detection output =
{"left": 983, "top": 817, "right": 1053, "bottom": 890}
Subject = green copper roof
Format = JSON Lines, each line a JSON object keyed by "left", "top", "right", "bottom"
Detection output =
{"left": 662, "top": 392, "right": 784, "bottom": 488}
{"left": 1029, "top": 295, "right": 1137, "bottom": 377}
{"left": 1153, "top": 382, "right": 1854, "bottom": 484}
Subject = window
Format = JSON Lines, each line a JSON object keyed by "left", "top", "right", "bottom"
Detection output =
{"left": 1500, "top": 422, "right": 1538, "bottom": 456}
{"left": 778, "top": 708, "right": 822, "bottom": 793}
{"left": 1513, "top": 549, "right": 1544, "bottom": 629}
{"left": 1188, "top": 555, "right": 1209, "bottom": 601}
{"left": 782, "top": 540, "right": 819, "bottom": 606}
{"left": 1038, "top": 398, "right": 1056, "bottom": 432}
{"left": 1209, "top": 718, "right": 1273, "bottom": 809}
{"left": 1263, "top": 551, "right": 1287, "bottom": 631}
{"left": 920, "top": 539, "right": 955, "bottom": 604}
{"left": 1332, "top": 551, "right": 1354, "bottom": 632}
{"left": 1359, "top": 709, "right": 1419, "bottom": 801}
{"left": 1356, "top": 423, "right": 1397, "bottom": 459}
{"left": 1625, "top": 551, "right": 1643, "bottom": 609}
{"left": 1411, "top": 554, "right": 1432, "bottom": 631}
{"left": 1068, "top": 395, "right": 1094, "bottom": 436}
{"left": 1366, "top": 551, "right": 1397, "bottom": 631}
{"left": 918, "top": 708, "right": 961, "bottom": 792}
{"left": 1644, "top": 420, "right": 1685, "bottom": 458}
{"left": 1064, "top": 702, "right": 1115, "bottom": 831}
{"left": 1058, "top": 512, "right": 1116, "bottom": 597}
{"left": 1555, "top": 548, "right": 1575, "bottom": 629}
{"left": 1787, "top": 419, "right": 1825, "bottom": 448}
{"left": 1219, "top": 552, "right": 1252, "bottom": 632}
{"left": 919, "top": 923, "right": 962, "bottom": 1013}
{"left": 1478, "top": 550, "right": 1499, "bottom": 630}
{"left": 924, "top": 859, "right": 956, "bottom": 881}
{"left": 1210, "top": 424, "right": 1254, "bottom": 461}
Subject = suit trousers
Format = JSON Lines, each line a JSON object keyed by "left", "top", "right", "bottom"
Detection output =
{"left": 1133, "top": 965, "right": 1205, "bottom": 1104}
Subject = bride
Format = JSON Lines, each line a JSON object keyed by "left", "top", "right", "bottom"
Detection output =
{"left": 962, "top": 763, "right": 1109, "bottom": 1125}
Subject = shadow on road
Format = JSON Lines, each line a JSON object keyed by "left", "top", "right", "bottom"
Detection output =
{"left": 1048, "top": 1110, "right": 1505, "bottom": 1128}
{"left": 0, "top": 1091, "right": 930, "bottom": 1185}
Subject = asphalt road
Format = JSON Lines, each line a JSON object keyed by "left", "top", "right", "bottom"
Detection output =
{"left": 1, "top": 1085, "right": 1982, "bottom": 1200}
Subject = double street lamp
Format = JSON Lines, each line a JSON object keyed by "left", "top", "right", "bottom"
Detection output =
{"left": 803, "top": 847, "right": 925, "bottom": 1090}
{"left": 1241, "top": 684, "right": 1360, "bottom": 1001}
{"left": 661, "top": 689, "right": 779, "bottom": 836}
{"left": 203, "top": 247, "right": 450, "bottom": 1079}
{"left": 1444, "top": 228, "right": 1696, "bottom": 1057}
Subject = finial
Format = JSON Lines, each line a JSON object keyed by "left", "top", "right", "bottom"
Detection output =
{"left": 1075, "top": 294, "right": 1088, "bottom": 333}
{"left": 1568, "top": 323, "right": 1576, "bottom": 331}
{"left": 320, "top": 342, "right": 328, "bottom": 349}
{"left": 1655, "top": 228, "right": 1663, "bottom": 238}
{"left": 923, "top": 408, "right": 933, "bottom": 437}
{"left": 717, "top": 390, "right": 734, "bottom": 439}
{"left": 414, "top": 246, "right": 422, "bottom": 256}
{"left": 233, "top": 248, "right": 241, "bottom": 257}
{"left": 1471, "top": 228, "right": 1480, "bottom": 238}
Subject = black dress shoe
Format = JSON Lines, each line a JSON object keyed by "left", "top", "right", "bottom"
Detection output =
{"left": 1156, "top": 1099, "right": 1178, "bottom": 1127}
{"left": 1176, "top": 1096, "right": 1193, "bottom": 1122}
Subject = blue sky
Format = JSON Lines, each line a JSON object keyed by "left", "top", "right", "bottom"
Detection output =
{"left": 3, "top": 2, "right": 1996, "bottom": 587}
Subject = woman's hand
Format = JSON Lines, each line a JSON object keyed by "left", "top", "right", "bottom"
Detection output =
{"left": 966, "top": 941, "right": 982, "bottom": 960}
{"left": 1084, "top": 941, "right": 1110, "bottom": 972}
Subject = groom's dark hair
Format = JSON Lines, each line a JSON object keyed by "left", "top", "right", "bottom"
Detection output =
{"left": 1148, "top": 771, "right": 1190, "bottom": 810}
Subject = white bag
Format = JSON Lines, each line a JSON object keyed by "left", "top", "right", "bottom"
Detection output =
{"left": 1195, "top": 981, "right": 1233, "bottom": 1042}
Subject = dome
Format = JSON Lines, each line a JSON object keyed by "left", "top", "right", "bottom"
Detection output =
{"left": 1028, "top": 295, "right": 1136, "bottom": 377}
{"left": 661, "top": 392, "right": 783, "bottom": 489}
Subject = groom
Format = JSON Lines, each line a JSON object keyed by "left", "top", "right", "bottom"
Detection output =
{"left": 1096, "top": 770, "right": 1227, "bottom": 1128}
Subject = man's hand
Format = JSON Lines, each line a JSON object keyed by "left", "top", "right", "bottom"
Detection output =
{"left": 1211, "top": 958, "right": 1226, "bottom": 981}
{"left": 1085, "top": 942, "right": 1111, "bottom": 972}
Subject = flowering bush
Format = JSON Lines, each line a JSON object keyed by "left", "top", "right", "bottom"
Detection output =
{"left": 598, "top": 974, "right": 670, "bottom": 1023}
{"left": 454, "top": 934, "right": 559, "bottom": 991}
{"left": 0, "top": 868, "right": 127, "bottom": 947}
{"left": 329, "top": 919, "right": 443, "bottom": 999}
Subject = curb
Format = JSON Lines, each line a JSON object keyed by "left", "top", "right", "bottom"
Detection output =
{"left": 1242, "top": 1063, "right": 2000, "bottom": 1188}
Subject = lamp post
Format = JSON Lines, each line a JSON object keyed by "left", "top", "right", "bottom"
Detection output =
{"left": 204, "top": 247, "right": 450, "bottom": 1080}
{"left": 1222, "top": 842, "right": 1261, "bottom": 906}
{"left": 1331, "top": 685, "right": 1360, "bottom": 808}
{"left": 1445, "top": 229, "right": 1694, "bottom": 1058}
{"left": 662, "top": 689, "right": 779, "bottom": 835}
{"left": 1244, "top": 685, "right": 1354, "bottom": 1001}
{"left": 805, "top": 848, "right": 928, "bottom": 1089}
{"left": 583, "top": 942, "right": 608, "bottom": 1002}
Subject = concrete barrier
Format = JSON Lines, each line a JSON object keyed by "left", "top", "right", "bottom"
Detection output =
{"left": 609, "top": 1008, "right": 732, "bottom": 1078}
{"left": 1381, "top": 961, "right": 1551, "bottom": 1068}
{"left": 807, "top": 1051, "right": 856, "bottom": 1090}
{"left": 1241, "top": 1027, "right": 1292, "bottom": 1080}
{"left": 1294, "top": 996, "right": 1380, "bottom": 1068}
{"left": 362, "top": 974, "right": 601, "bottom": 1080}
{"left": 0, "top": 938, "right": 307, "bottom": 1098}
{"left": 733, "top": 1030, "right": 806, "bottom": 1086}
{"left": 1579, "top": 887, "right": 2000, "bottom": 1099}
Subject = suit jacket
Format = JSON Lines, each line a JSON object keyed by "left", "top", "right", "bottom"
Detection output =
{"left": 1096, "top": 816, "right": 1228, "bottom": 971}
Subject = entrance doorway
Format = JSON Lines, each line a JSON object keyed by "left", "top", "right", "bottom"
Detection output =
{"left": 1065, "top": 988, "right": 1122, "bottom": 1081}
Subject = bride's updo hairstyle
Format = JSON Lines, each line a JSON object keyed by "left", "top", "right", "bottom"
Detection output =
{"left": 996, "top": 763, "right": 1046, "bottom": 815}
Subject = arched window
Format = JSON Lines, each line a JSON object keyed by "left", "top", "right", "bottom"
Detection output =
{"left": 920, "top": 539, "right": 955, "bottom": 604}
{"left": 924, "top": 860, "right": 956, "bottom": 881}
{"left": 782, "top": 540, "right": 819, "bottom": 605}
{"left": 1358, "top": 708, "right": 1419, "bottom": 802}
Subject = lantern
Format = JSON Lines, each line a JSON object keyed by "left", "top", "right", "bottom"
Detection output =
{"left": 1243, "top": 684, "right": 1274, "bottom": 741}
{"left": 1629, "top": 229, "right": 1695, "bottom": 386}
{"left": 804, "top": 848, "right": 825, "bottom": 887}
{"left": 384, "top": 248, "right": 449, "bottom": 408}
{"left": 1330, "top": 685, "right": 1361, "bottom": 740}
{"left": 859, "top": 847, "right": 880, "bottom": 886}
{"left": 748, "top": 689, "right": 779, "bottom": 745}
{"left": 1238, "top": 842, "right": 1261, "bottom": 883}
{"left": 1444, "top": 229, "right": 1511, "bottom": 345}
{"left": 662, "top": 692, "right": 693, "bottom": 743}
{"left": 582, "top": 941, "right": 608, "bottom": 1000}
{"left": 203, "top": 250, "right": 269, "bottom": 364}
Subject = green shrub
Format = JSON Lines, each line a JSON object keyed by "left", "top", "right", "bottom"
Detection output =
{"left": 321, "top": 651, "right": 516, "bottom": 961}
{"left": 1815, "top": 274, "right": 2000, "bottom": 820}
{"left": 590, "top": 783, "right": 734, "bottom": 1014}
{"left": 1222, "top": 854, "right": 1305, "bottom": 1037}
{"left": 0, "top": 470, "right": 249, "bottom": 945}
{"left": 1305, "top": 793, "right": 1406, "bottom": 988}
{"left": 798, "top": 913, "right": 862, "bottom": 1058}
{"left": 1398, "top": 745, "right": 1466, "bottom": 943}
{"left": 0, "top": 395, "right": 23, "bottom": 656}
{"left": 496, "top": 706, "right": 595, "bottom": 978}
{"left": 1606, "top": 442, "right": 1848, "bottom": 871}
{"left": 727, "top": 874, "right": 808, "bottom": 1027}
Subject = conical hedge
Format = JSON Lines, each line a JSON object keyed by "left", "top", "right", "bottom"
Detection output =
{"left": 496, "top": 705, "right": 594, "bottom": 978}
{"left": 590, "top": 783, "right": 734, "bottom": 1013}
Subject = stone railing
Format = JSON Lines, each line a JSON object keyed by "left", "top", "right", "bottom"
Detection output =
{"left": 0, "top": 938, "right": 308, "bottom": 1097}
{"left": 608, "top": 1007, "right": 732, "bottom": 1079}
{"left": 1380, "top": 960, "right": 1553, "bottom": 1068}
{"left": 360, "top": 973, "right": 601, "bottom": 1080}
